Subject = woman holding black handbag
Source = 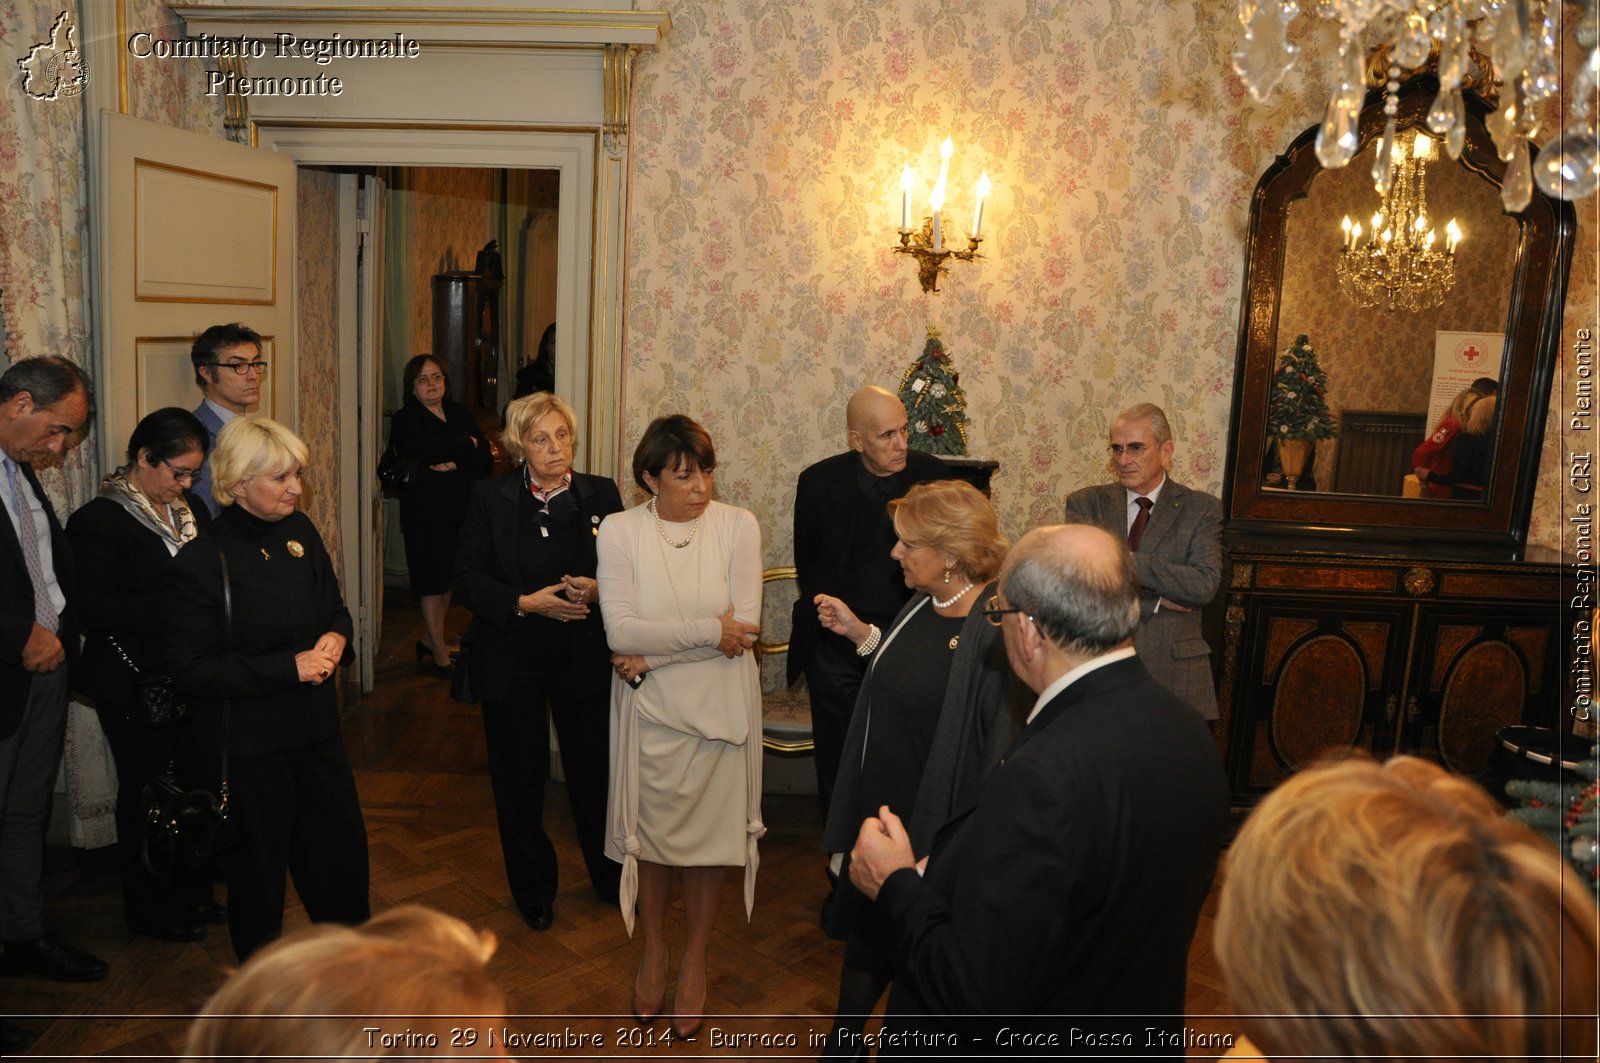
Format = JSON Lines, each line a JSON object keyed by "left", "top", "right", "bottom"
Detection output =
{"left": 166, "top": 415, "right": 368, "bottom": 962}
{"left": 387, "top": 354, "right": 491, "bottom": 673}
{"left": 66, "top": 407, "right": 217, "bottom": 941}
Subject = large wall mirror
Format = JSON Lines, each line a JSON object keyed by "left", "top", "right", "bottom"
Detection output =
{"left": 1223, "top": 75, "right": 1575, "bottom": 555}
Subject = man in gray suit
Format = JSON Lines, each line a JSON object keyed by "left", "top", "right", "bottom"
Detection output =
{"left": 1066, "top": 402, "right": 1222, "bottom": 722}
{"left": 189, "top": 323, "right": 265, "bottom": 516}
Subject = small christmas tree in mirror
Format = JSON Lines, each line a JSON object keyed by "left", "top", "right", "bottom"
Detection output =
{"left": 899, "top": 326, "right": 969, "bottom": 455}
{"left": 1265, "top": 334, "right": 1336, "bottom": 489}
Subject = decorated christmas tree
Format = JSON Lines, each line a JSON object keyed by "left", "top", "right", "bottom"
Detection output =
{"left": 898, "top": 327, "right": 969, "bottom": 455}
{"left": 1506, "top": 751, "right": 1599, "bottom": 894}
{"left": 1266, "top": 334, "right": 1336, "bottom": 440}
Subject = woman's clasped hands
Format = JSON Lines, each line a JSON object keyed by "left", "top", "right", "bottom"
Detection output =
{"left": 295, "top": 631, "right": 347, "bottom": 685}
{"left": 517, "top": 576, "right": 595, "bottom": 623}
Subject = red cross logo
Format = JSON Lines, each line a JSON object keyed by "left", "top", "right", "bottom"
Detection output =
{"left": 1459, "top": 343, "right": 1482, "bottom": 363}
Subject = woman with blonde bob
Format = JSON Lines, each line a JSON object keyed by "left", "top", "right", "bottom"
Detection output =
{"left": 184, "top": 905, "right": 505, "bottom": 1060}
{"left": 166, "top": 416, "right": 368, "bottom": 962}
{"left": 1216, "top": 755, "right": 1598, "bottom": 1063}
{"left": 813, "top": 479, "right": 1024, "bottom": 1056}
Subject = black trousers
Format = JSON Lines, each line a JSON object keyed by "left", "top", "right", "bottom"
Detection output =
{"left": 805, "top": 629, "right": 873, "bottom": 821}
{"left": 220, "top": 733, "right": 370, "bottom": 961}
{"left": 93, "top": 693, "right": 207, "bottom": 928}
{"left": 480, "top": 654, "right": 620, "bottom": 911}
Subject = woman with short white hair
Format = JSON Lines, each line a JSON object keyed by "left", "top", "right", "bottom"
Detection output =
{"left": 166, "top": 415, "right": 369, "bottom": 962}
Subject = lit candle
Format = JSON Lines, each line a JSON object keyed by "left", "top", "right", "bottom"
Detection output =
{"left": 1445, "top": 218, "right": 1462, "bottom": 252}
{"left": 1351, "top": 221, "right": 1363, "bottom": 247}
{"left": 930, "top": 180, "right": 945, "bottom": 252}
{"left": 900, "top": 164, "right": 913, "bottom": 231}
{"left": 1340, "top": 214, "right": 1353, "bottom": 249}
{"left": 972, "top": 171, "right": 991, "bottom": 240}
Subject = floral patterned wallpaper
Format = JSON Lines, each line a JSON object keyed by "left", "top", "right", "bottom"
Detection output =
{"left": 125, "top": 0, "right": 225, "bottom": 138}
{"left": 1, "top": 1, "right": 96, "bottom": 513}
{"left": 622, "top": 0, "right": 1592, "bottom": 560}
{"left": 296, "top": 169, "right": 341, "bottom": 571}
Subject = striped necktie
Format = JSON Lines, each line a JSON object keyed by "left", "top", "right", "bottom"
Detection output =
{"left": 4, "top": 457, "right": 58, "bottom": 632}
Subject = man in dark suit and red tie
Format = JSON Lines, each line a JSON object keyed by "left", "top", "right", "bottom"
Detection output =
{"left": 1065, "top": 402, "right": 1223, "bottom": 723}
{"left": 848, "top": 524, "right": 1227, "bottom": 1057}
{"left": 0, "top": 355, "right": 106, "bottom": 985}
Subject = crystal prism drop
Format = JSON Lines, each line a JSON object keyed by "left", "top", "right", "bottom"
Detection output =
{"left": 1445, "top": 91, "right": 1466, "bottom": 159}
{"left": 1372, "top": 117, "right": 1397, "bottom": 195}
{"left": 1573, "top": 48, "right": 1600, "bottom": 121}
{"left": 1487, "top": 98, "right": 1520, "bottom": 161}
{"left": 1427, "top": 88, "right": 1456, "bottom": 134}
{"left": 1232, "top": 0, "right": 1300, "bottom": 103}
{"left": 1317, "top": 84, "right": 1362, "bottom": 168}
{"left": 1502, "top": 140, "right": 1533, "bottom": 212}
{"left": 1439, "top": 15, "right": 1467, "bottom": 87}
{"left": 1534, "top": 123, "right": 1600, "bottom": 200}
{"left": 1338, "top": 34, "right": 1365, "bottom": 101}
{"left": 1393, "top": 11, "right": 1432, "bottom": 68}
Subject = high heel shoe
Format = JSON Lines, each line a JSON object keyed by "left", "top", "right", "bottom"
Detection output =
{"left": 632, "top": 946, "right": 667, "bottom": 1025}
{"left": 414, "top": 640, "right": 452, "bottom": 675}
{"left": 671, "top": 959, "right": 705, "bottom": 1039}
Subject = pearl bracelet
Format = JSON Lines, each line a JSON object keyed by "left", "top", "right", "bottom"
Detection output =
{"left": 855, "top": 624, "right": 882, "bottom": 657}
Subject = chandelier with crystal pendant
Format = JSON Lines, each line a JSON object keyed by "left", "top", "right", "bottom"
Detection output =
{"left": 1233, "top": 1, "right": 1600, "bottom": 211}
{"left": 1336, "top": 130, "right": 1464, "bottom": 311}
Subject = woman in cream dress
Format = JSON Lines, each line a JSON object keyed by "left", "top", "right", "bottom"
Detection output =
{"left": 597, "top": 414, "right": 763, "bottom": 1038}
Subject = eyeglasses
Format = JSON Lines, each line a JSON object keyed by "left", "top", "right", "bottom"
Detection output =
{"left": 1106, "top": 442, "right": 1150, "bottom": 456}
{"left": 981, "top": 594, "right": 1027, "bottom": 628}
{"left": 415, "top": 373, "right": 444, "bottom": 385}
{"left": 208, "top": 360, "right": 269, "bottom": 376}
{"left": 161, "top": 459, "right": 201, "bottom": 484}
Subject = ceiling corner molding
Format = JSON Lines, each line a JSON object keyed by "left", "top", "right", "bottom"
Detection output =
{"left": 170, "top": 2, "right": 672, "bottom": 49}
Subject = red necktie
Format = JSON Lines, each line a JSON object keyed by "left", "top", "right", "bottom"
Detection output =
{"left": 1128, "top": 496, "right": 1152, "bottom": 552}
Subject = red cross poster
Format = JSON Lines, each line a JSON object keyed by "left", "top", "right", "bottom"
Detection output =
{"left": 1427, "top": 330, "right": 1504, "bottom": 430}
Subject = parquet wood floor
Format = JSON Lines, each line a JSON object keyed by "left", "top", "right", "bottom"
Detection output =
{"left": 3, "top": 599, "right": 1241, "bottom": 1059}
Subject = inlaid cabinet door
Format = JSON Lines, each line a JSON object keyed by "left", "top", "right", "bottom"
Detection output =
{"left": 1224, "top": 596, "right": 1410, "bottom": 800}
{"left": 1408, "top": 604, "right": 1561, "bottom": 776}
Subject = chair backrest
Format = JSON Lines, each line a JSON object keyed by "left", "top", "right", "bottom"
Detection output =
{"left": 754, "top": 566, "right": 813, "bottom": 755}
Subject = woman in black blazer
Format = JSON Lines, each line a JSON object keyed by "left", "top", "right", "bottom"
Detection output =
{"left": 387, "top": 354, "right": 491, "bottom": 670}
{"left": 454, "top": 392, "right": 622, "bottom": 930}
{"left": 66, "top": 408, "right": 215, "bottom": 941}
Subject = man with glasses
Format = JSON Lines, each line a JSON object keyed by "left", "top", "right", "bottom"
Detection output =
{"left": 1065, "top": 402, "right": 1222, "bottom": 724}
{"left": 848, "top": 524, "right": 1227, "bottom": 1054}
{"left": 0, "top": 356, "right": 107, "bottom": 989}
{"left": 189, "top": 323, "right": 267, "bottom": 516}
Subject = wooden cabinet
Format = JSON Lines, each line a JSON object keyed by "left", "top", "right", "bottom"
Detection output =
{"left": 1218, "top": 550, "right": 1563, "bottom": 805}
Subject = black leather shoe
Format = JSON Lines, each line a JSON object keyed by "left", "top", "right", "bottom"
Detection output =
{"left": 519, "top": 903, "right": 554, "bottom": 931}
{"left": 1, "top": 936, "right": 109, "bottom": 982}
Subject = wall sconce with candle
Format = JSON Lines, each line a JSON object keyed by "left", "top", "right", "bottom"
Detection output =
{"left": 895, "top": 135, "right": 991, "bottom": 293}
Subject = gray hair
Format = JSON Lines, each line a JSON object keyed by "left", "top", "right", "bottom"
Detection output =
{"left": 1113, "top": 402, "right": 1171, "bottom": 445}
{"left": 0, "top": 355, "right": 95, "bottom": 414}
{"left": 1003, "top": 524, "right": 1140, "bottom": 655}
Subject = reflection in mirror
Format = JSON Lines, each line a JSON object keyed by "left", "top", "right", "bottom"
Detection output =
{"left": 1271, "top": 122, "right": 1518, "bottom": 501}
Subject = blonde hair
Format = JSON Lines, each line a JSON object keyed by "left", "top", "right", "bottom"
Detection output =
{"left": 184, "top": 906, "right": 504, "bottom": 1061}
{"left": 1462, "top": 393, "right": 1498, "bottom": 436}
{"left": 888, "top": 480, "right": 1009, "bottom": 582}
{"left": 1216, "top": 755, "right": 1598, "bottom": 1063}
{"left": 502, "top": 392, "right": 577, "bottom": 463}
{"left": 209, "top": 415, "right": 309, "bottom": 507}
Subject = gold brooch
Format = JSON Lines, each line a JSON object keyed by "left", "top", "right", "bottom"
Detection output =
{"left": 259, "top": 547, "right": 271, "bottom": 561}
{"left": 948, "top": 636, "right": 960, "bottom": 650}
{"left": 286, "top": 539, "right": 306, "bottom": 558}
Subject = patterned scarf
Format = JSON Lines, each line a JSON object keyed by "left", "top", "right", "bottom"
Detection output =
{"left": 97, "top": 466, "right": 200, "bottom": 550}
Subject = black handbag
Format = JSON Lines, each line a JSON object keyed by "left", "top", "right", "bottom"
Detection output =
{"left": 377, "top": 442, "right": 419, "bottom": 491}
{"left": 107, "top": 636, "right": 188, "bottom": 727}
{"left": 142, "top": 550, "right": 235, "bottom": 882}
{"left": 450, "top": 635, "right": 476, "bottom": 705}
